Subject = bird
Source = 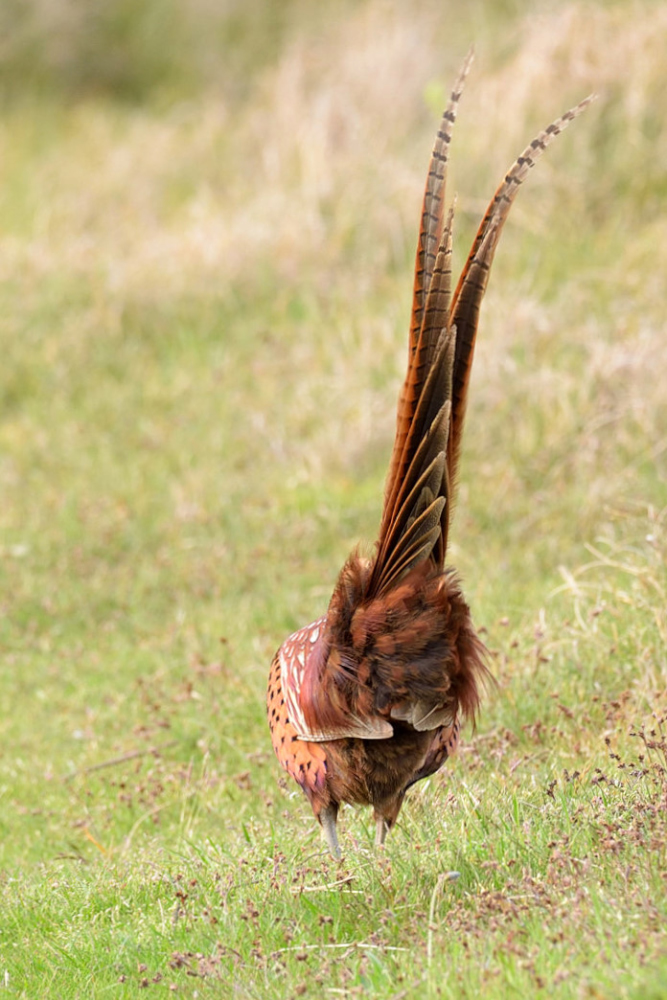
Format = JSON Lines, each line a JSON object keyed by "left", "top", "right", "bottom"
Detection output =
{"left": 267, "top": 53, "right": 592, "bottom": 859}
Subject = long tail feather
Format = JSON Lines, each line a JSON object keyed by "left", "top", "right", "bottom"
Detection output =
{"left": 410, "top": 51, "right": 473, "bottom": 344}
{"left": 370, "top": 330, "right": 454, "bottom": 596}
{"left": 446, "top": 94, "right": 595, "bottom": 483}
{"left": 379, "top": 54, "right": 472, "bottom": 556}
{"left": 378, "top": 211, "right": 455, "bottom": 547}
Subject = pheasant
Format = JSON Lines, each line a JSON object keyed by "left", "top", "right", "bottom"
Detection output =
{"left": 267, "top": 54, "right": 592, "bottom": 858}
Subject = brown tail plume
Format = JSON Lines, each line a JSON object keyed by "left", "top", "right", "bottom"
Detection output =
{"left": 446, "top": 94, "right": 595, "bottom": 485}
{"left": 368, "top": 92, "right": 595, "bottom": 599}
{"left": 375, "top": 52, "right": 474, "bottom": 583}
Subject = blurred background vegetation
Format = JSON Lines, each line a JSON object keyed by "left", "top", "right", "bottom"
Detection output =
{"left": 0, "top": 0, "right": 305, "bottom": 102}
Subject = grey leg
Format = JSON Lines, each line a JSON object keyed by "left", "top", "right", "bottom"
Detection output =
{"left": 375, "top": 816, "right": 389, "bottom": 847}
{"left": 319, "top": 804, "right": 341, "bottom": 859}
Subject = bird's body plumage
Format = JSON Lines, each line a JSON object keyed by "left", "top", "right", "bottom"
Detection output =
{"left": 267, "top": 55, "right": 592, "bottom": 857}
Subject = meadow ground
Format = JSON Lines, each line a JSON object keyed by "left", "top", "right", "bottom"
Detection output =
{"left": 1, "top": 1, "right": 666, "bottom": 996}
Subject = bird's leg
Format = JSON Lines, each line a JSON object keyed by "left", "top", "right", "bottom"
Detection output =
{"left": 319, "top": 804, "right": 341, "bottom": 859}
{"left": 375, "top": 816, "right": 389, "bottom": 847}
{"left": 373, "top": 792, "right": 405, "bottom": 848}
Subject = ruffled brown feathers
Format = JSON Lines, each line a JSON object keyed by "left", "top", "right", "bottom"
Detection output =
{"left": 300, "top": 554, "right": 490, "bottom": 739}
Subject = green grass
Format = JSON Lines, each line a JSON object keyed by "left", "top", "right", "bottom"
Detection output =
{"left": 1, "top": 0, "right": 667, "bottom": 996}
